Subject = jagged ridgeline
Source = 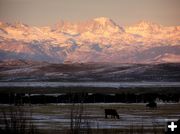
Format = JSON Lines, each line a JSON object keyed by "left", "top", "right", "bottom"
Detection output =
{"left": 0, "top": 17, "right": 180, "bottom": 63}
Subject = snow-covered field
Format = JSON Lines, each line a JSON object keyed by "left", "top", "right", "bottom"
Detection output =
{"left": 0, "top": 82, "right": 180, "bottom": 88}
{"left": 1, "top": 103, "right": 179, "bottom": 131}
{"left": 30, "top": 103, "right": 180, "bottom": 130}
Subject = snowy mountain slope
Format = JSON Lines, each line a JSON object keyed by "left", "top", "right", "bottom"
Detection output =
{"left": 0, "top": 17, "right": 180, "bottom": 63}
{"left": 0, "top": 60, "right": 180, "bottom": 82}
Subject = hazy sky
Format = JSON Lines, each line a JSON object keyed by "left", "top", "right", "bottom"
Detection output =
{"left": 0, "top": 0, "right": 180, "bottom": 26}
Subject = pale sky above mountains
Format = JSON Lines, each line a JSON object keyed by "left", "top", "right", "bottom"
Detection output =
{"left": 0, "top": 0, "right": 180, "bottom": 26}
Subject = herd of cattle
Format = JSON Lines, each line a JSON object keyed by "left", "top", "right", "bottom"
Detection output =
{"left": 104, "top": 101, "right": 157, "bottom": 119}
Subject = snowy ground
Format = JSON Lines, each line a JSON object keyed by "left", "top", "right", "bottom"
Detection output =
{"left": 1, "top": 103, "right": 179, "bottom": 133}
{"left": 0, "top": 82, "right": 180, "bottom": 88}
{"left": 31, "top": 103, "right": 180, "bottom": 130}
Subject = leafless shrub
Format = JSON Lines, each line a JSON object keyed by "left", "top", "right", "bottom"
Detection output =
{"left": 152, "top": 119, "right": 159, "bottom": 134}
{"left": 0, "top": 106, "right": 38, "bottom": 134}
{"left": 69, "top": 93, "right": 92, "bottom": 134}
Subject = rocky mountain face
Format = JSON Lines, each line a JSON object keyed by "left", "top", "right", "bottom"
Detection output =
{"left": 0, "top": 17, "right": 180, "bottom": 63}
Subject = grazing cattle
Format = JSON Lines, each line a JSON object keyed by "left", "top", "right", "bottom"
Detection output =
{"left": 105, "top": 109, "right": 119, "bottom": 119}
{"left": 146, "top": 101, "right": 157, "bottom": 109}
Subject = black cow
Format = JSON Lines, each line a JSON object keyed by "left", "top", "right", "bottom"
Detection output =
{"left": 146, "top": 101, "right": 157, "bottom": 109}
{"left": 105, "top": 109, "right": 119, "bottom": 119}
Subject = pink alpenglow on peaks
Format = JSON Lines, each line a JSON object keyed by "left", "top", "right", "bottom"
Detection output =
{"left": 0, "top": 18, "right": 180, "bottom": 63}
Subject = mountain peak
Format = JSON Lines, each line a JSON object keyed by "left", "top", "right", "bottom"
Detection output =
{"left": 0, "top": 21, "right": 3, "bottom": 26}
{"left": 125, "top": 20, "right": 163, "bottom": 36}
{"left": 12, "top": 21, "right": 29, "bottom": 28}
{"left": 91, "top": 17, "right": 124, "bottom": 34}
{"left": 92, "top": 17, "right": 119, "bottom": 27}
{"left": 54, "top": 17, "right": 124, "bottom": 35}
{"left": 0, "top": 21, "right": 9, "bottom": 27}
{"left": 135, "top": 20, "right": 161, "bottom": 29}
{"left": 93, "top": 17, "right": 112, "bottom": 24}
{"left": 137, "top": 20, "right": 155, "bottom": 25}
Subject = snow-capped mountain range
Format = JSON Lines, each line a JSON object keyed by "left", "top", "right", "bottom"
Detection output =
{"left": 0, "top": 17, "right": 180, "bottom": 63}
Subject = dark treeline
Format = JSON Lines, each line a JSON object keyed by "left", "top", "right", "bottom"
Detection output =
{"left": 0, "top": 92, "right": 179, "bottom": 104}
